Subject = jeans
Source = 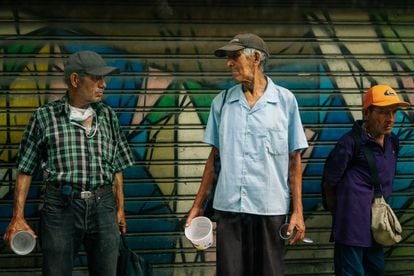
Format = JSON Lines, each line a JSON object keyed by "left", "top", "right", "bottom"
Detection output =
{"left": 334, "top": 242, "right": 385, "bottom": 276}
{"left": 40, "top": 185, "right": 120, "bottom": 276}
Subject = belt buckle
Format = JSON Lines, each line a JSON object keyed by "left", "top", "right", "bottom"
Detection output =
{"left": 80, "top": 191, "right": 92, "bottom": 199}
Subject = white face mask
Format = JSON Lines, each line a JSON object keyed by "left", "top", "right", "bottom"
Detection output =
{"left": 69, "top": 105, "right": 98, "bottom": 138}
{"left": 69, "top": 105, "right": 95, "bottom": 122}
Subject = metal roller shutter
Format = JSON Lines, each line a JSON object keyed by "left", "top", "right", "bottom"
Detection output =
{"left": 0, "top": 1, "right": 413, "bottom": 275}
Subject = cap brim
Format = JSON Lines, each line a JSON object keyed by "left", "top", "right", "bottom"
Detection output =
{"left": 214, "top": 44, "right": 245, "bottom": 57}
{"left": 86, "top": 66, "right": 120, "bottom": 76}
{"left": 391, "top": 101, "right": 409, "bottom": 107}
{"left": 373, "top": 100, "right": 410, "bottom": 107}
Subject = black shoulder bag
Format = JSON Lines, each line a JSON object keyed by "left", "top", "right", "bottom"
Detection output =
{"left": 201, "top": 89, "right": 228, "bottom": 221}
{"left": 117, "top": 235, "right": 152, "bottom": 276}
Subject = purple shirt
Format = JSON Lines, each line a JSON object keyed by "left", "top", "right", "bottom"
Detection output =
{"left": 324, "top": 120, "right": 398, "bottom": 247}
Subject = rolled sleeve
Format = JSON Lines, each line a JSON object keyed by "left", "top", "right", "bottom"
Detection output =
{"left": 110, "top": 113, "right": 134, "bottom": 172}
{"left": 288, "top": 96, "right": 308, "bottom": 153}
{"left": 16, "top": 112, "right": 43, "bottom": 175}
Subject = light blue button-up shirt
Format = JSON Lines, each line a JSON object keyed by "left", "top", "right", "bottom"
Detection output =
{"left": 204, "top": 77, "right": 308, "bottom": 215}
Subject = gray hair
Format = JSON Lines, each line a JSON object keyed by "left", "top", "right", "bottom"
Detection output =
{"left": 64, "top": 71, "right": 86, "bottom": 87}
{"left": 242, "top": 48, "right": 268, "bottom": 70}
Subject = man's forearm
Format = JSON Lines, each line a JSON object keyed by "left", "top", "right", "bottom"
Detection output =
{"left": 13, "top": 172, "right": 32, "bottom": 219}
{"left": 113, "top": 171, "right": 125, "bottom": 211}
{"left": 288, "top": 151, "right": 303, "bottom": 214}
{"left": 3, "top": 171, "right": 35, "bottom": 245}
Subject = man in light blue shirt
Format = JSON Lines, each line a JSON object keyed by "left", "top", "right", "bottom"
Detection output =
{"left": 186, "top": 33, "right": 308, "bottom": 276}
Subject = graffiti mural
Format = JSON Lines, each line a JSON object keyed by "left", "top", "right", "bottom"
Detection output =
{"left": 0, "top": 2, "right": 413, "bottom": 274}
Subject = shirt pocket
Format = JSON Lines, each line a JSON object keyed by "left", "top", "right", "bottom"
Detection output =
{"left": 266, "top": 128, "right": 288, "bottom": 155}
{"left": 100, "top": 131, "right": 118, "bottom": 165}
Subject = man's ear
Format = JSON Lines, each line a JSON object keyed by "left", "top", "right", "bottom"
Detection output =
{"left": 70, "top": 73, "right": 80, "bottom": 88}
{"left": 254, "top": 51, "right": 261, "bottom": 64}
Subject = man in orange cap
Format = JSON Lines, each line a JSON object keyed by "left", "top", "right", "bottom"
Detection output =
{"left": 323, "top": 84, "right": 409, "bottom": 275}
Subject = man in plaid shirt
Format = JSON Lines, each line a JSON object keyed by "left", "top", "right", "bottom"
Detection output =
{"left": 3, "top": 51, "right": 134, "bottom": 276}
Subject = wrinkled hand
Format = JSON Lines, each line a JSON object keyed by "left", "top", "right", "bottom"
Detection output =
{"left": 3, "top": 217, "right": 36, "bottom": 246}
{"left": 117, "top": 209, "right": 127, "bottom": 235}
{"left": 287, "top": 212, "right": 305, "bottom": 245}
{"left": 185, "top": 206, "right": 202, "bottom": 228}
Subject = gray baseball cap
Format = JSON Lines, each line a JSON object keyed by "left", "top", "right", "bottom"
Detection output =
{"left": 214, "top": 33, "right": 270, "bottom": 58}
{"left": 64, "top": 50, "right": 120, "bottom": 77}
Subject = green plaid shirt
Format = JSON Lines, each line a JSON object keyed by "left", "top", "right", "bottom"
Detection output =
{"left": 16, "top": 94, "right": 134, "bottom": 191}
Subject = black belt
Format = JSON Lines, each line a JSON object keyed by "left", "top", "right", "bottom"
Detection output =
{"left": 72, "top": 185, "right": 112, "bottom": 199}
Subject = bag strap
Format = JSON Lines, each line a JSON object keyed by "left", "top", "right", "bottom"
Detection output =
{"left": 216, "top": 88, "right": 228, "bottom": 155}
{"left": 361, "top": 134, "right": 399, "bottom": 198}
{"left": 362, "top": 145, "right": 382, "bottom": 197}
{"left": 120, "top": 234, "right": 129, "bottom": 249}
{"left": 350, "top": 129, "right": 382, "bottom": 197}
{"left": 219, "top": 89, "right": 229, "bottom": 116}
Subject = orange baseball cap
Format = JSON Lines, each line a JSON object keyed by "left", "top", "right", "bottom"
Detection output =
{"left": 363, "top": 84, "right": 410, "bottom": 110}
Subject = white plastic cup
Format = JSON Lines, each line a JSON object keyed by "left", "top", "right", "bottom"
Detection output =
{"left": 185, "top": 216, "right": 213, "bottom": 250}
{"left": 10, "top": 230, "right": 36, "bottom": 255}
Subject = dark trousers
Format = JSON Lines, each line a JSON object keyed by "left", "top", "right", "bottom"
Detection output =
{"left": 334, "top": 242, "right": 385, "bottom": 276}
{"left": 215, "top": 211, "right": 286, "bottom": 276}
{"left": 40, "top": 185, "right": 120, "bottom": 276}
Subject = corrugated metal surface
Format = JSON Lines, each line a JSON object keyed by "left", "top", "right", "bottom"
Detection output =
{"left": 0, "top": 1, "right": 413, "bottom": 275}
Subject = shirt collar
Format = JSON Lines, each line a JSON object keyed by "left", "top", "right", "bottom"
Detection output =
{"left": 263, "top": 76, "right": 280, "bottom": 104}
{"left": 58, "top": 92, "right": 104, "bottom": 116}
{"left": 227, "top": 76, "right": 280, "bottom": 104}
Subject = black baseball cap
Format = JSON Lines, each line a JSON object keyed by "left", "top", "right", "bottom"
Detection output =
{"left": 214, "top": 33, "right": 270, "bottom": 58}
{"left": 64, "top": 50, "right": 120, "bottom": 77}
